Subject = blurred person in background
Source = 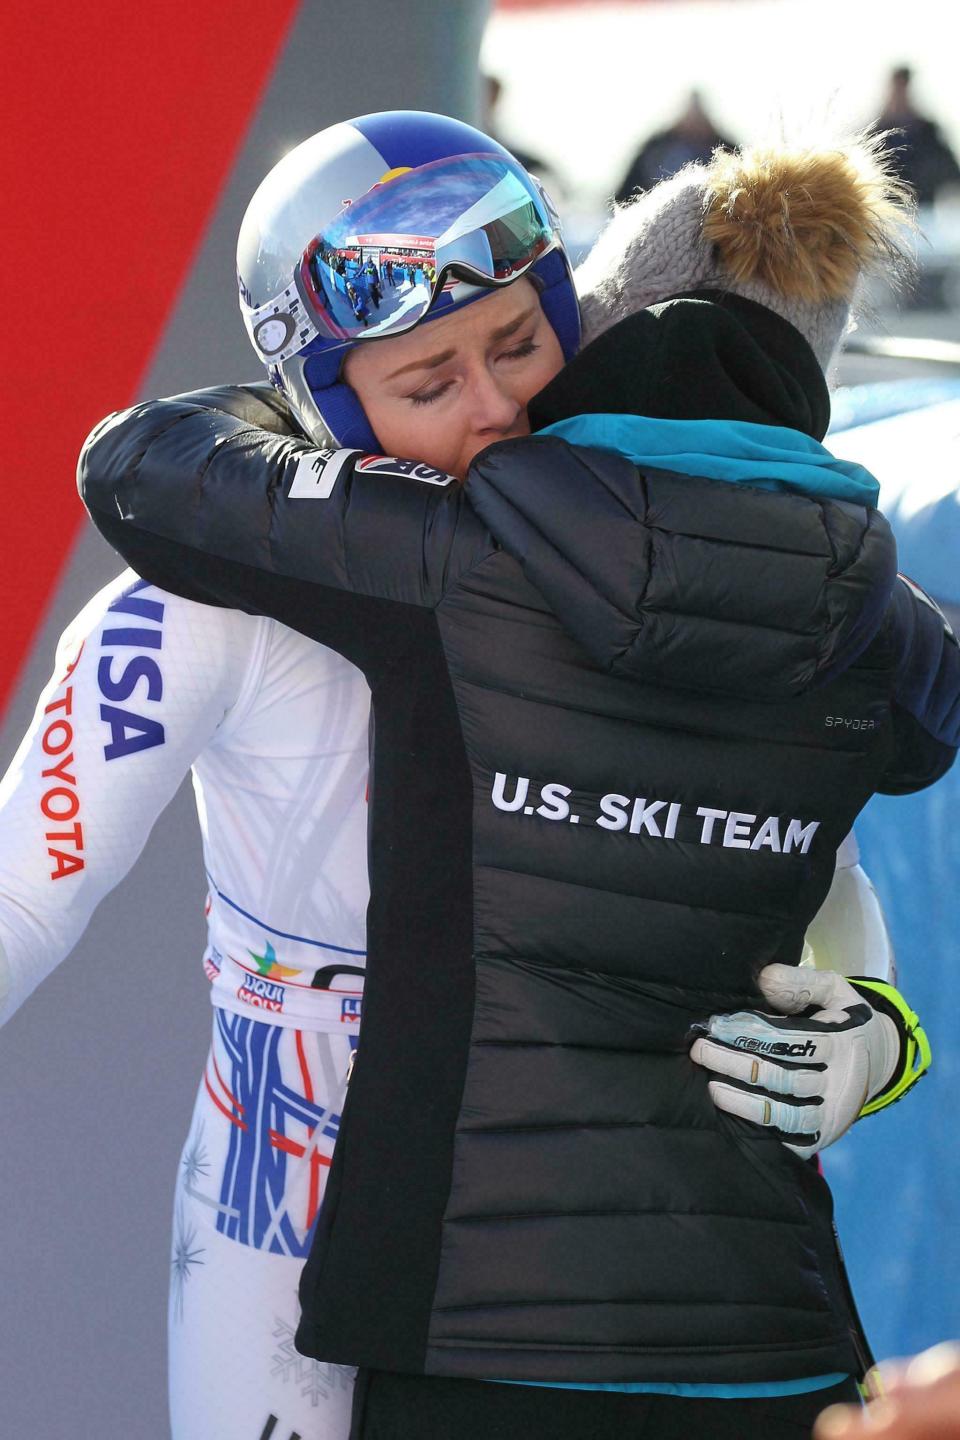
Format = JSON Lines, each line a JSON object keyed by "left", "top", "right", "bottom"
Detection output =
{"left": 76, "top": 121, "right": 953, "bottom": 1440}
{"left": 871, "top": 65, "right": 960, "bottom": 207}
{"left": 614, "top": 88, "right": 737, "bottom": 203}
{"left": 482, "top": 71, "right": 548, "bottom": 177}
{"left": 482, "top": 71, "right": 564, "bottom": 198}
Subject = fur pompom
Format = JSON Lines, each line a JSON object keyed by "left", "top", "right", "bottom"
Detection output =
{"left": 701, "top": 134, "right": 915, "bottom": 305}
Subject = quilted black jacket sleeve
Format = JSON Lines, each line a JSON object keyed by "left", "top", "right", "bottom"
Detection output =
{"left": 78, "top": 384, "right": 957, "bottom": 791}
{"left": 79, "top": 384, "right": 495, "bottom": 686}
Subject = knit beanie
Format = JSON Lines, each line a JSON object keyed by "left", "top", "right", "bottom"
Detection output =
{"left": 574, "top": 132, "right": 915, "bottom": 377}
{"left": 529, "top": 290, "right": 832, "bottom": 439}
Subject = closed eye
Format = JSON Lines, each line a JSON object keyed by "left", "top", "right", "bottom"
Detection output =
{"left": 408, "top": 379, "right": 455, "bottom": 407}
{"left": 407, "top": 338, "right": 541, "bottom": 406}
{"left": 500, "top": 339, "right": 540, "bottom": 361}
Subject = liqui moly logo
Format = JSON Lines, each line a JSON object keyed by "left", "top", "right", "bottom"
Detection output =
{"left": 237, "top": 975, "right": 286, "bottom": 1013}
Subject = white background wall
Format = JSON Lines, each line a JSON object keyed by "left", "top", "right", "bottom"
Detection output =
{"left": 484, "top": 0, "right": 960, "bottom": 205}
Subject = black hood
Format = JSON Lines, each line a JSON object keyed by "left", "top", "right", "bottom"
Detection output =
{"left": 529, "top": 291, "right": 831, "bottom": 441}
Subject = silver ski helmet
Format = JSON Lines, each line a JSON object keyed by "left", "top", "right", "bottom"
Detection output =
{"left": 236, "top": 110, "right": 581, "bottom": 448}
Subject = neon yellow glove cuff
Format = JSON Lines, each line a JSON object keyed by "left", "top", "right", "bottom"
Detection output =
{"left": 848, "top": 977, "right": 932, "bottom": 1118}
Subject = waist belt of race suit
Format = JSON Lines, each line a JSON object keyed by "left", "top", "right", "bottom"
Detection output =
{"left": 204, "top": 948, "right": 364, "bottom": 1033}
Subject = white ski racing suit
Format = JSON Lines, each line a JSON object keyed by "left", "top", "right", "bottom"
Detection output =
{"left": 0, "top": 570, "right": 893, "bottom": 1439}
{"left": 0, "top": 571, "right": 369, "bottom": 1440}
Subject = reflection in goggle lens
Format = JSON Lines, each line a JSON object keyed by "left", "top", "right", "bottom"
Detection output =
{"left": 242, "top": 154, "right": 558, "bottom": 363}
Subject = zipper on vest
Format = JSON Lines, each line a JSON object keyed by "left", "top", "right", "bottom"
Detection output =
{"left": 832, "top": 1219, "right": 876, "bottom": 1384}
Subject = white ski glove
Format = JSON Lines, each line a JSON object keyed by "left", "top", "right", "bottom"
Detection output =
{"left": 689, "top": 965, "right": 904, "bottom": 1160}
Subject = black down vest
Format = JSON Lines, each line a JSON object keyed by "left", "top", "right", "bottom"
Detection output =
{"left": 79, "top": 385, "right": 958, "bottom": 1385}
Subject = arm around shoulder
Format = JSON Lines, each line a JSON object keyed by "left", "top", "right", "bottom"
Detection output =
{"left": 78, "top": 385, "right": 495, "bottom": 679}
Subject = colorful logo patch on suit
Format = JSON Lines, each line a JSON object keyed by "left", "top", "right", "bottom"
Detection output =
{"left": 340, "top": 996, "right": 362, "bottom": 1024}
{"left": 237, "top": 974, "right": 286, "bottom": 1014}
{"left": 248, "top": 940, "right": 300, "bottom": 981}
{"left": 355, "top": 454, "right": 456, "bottom": 486}
{"left": 98, "top": 577, "right": 166, "bottom": 762}
{"left": 203, "top": 947, "right": 223, "bottom": 983}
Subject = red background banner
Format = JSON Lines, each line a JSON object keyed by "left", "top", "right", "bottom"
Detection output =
{"left": 2, "top": 0, "right": 302, "bottom": 719}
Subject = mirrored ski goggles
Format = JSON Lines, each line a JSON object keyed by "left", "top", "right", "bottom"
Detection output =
{"left": 241, "top": 153, "right": 561, "bottom": 364}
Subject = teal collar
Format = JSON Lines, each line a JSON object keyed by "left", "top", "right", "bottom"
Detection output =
{"left": 539, "top": 414, "right": 879, "bottom": 508}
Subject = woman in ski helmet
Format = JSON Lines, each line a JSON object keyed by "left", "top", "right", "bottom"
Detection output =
{"left": 0, "top": 109, "right": 581, "bottom": 1440}
{"left": 235, "top": 109, "right": 581, "bottom": 471}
